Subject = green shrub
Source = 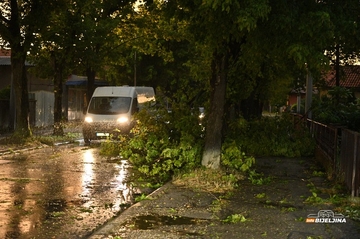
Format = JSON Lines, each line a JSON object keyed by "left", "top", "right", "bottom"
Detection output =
{"left": 101, "top": 106, "right": 203, "bottom": 184}
{"left": 101, "top": 104, "right": 316, "bottom": 185}
{"left": 312, "top": 87, "right": 360, "bottom": 132}
{"left": 0, "top": 86, "right": 10, "bottom": 99}
{"left": 100, "top": 138, "right": 122, "bottom": 156}
{"left": 226, "top": 113, "right": 315, "bottom": 157}
{"left": 221, "top": 140, "right": 255, "bottom": 172}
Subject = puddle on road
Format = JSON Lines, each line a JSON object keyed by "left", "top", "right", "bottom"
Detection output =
{"left": 0, "top": 146, "right": 137, "bottom": 239}
{"left": 130, "top": 214, "right": 206, "bottom": 230}
{"left": 43, "top": 199, "right": 67, "bottom": 219}
{"left": 120, "top": 214, "right": 207, "bottom": 237}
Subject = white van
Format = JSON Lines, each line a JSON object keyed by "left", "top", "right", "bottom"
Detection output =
{"left": 82, "top": 86, "right": 155, "bottom": 144}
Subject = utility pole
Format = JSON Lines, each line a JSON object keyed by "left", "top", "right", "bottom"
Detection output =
{"left": 296, "top": 78, "right": 301, "bottom": 114}
{"left": 305, "top": 66, "right": 313, "bottom": 119}
{"left": 134, "top": 51, "right": 137, "bottom": 86}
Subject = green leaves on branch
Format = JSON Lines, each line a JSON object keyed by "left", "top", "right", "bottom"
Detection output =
{"left": 202, "top": 0, "right": 270, "bottom": 31}
{"left": 221, "top": 140, "right": 255, "bottom": 172}
{"left": 312, "top": 87, "right": 360, "bottom": 132}
{"left": 103, "top": 106, "right": 203, "bottom": 184}
{"left": 226, "top": 114, "right": 315, "bottom": 157}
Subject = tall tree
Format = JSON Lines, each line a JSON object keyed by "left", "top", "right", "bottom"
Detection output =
{"left": 31, "top": 0, "right": 140, "bottom": 135}
{"left": 322, "top": 0, "right": 360, "bottom": 104}
{"left": 163, "top": 0, "right": 270, "bottom": 169}
{"left": 30, "top": 0, "right": 76, "bottom": 135}
{"left": 229, "top": 0, "right": 334, "bottom": 119}
{"left": 109, "top": 1, "right": 206, "bottom": 98}
{"left": 69, "top": 0, "right": 136, "bottom": 104}
{"left": 0, "top": 0, "right": 58, "bottom": 138}
{"left": 161, "top": 0, "right": 338, "bottom": 169}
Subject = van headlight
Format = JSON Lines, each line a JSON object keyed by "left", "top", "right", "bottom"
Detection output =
{"left": 85, "top": 116, "right": 93, "bottom": 123}
{"left": 117, "top": 117, "right": 129, "bottom": 124}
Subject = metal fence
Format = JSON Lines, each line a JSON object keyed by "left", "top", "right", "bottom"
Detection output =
{"left": 293, "top": 114, "right": 360, "bottom": 197}
{"left": 0, "top": 98, "right": 37, "bottom": 133}
{"left": 339, "top": 129, "right": 360, "bottom": 197}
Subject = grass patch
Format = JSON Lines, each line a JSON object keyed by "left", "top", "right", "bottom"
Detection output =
{"left": 222, "top": 213, "right": 248, "bottom": 223}
{"left": 0, "top": 132, "right": 81, "bottom": 151}
{"left": 135, "top": 194, "right": 151, "bottom": 202}
{"left": 248, "top": 170, "right": 272, "bottom": 185}
{"left": 35, "top": 132, "right": 82, "bottom": 146}
{"left": 281, "top": 207, "right": 296, "bottom": 212}
{"left": 210, "top": 199, "right": 225, "bottom": 213}
{"left": 304, "top": 180, "right": 360, "bottom": 221}
{"left": 50, "top": 211, "right": 66, "bottom": 218}
{"left": 172, "top": 168, "right": 244, "bottom": 193}
{"left": 255, "top": 193, "right": 266, "bottom": 199}
{"left": 79, "top": 208, "right": 93, "bottom": 213}
{"left": 0, "top": 137, "right": 44, "bottom": 150}
{"left": 0, "top": 177, "right": 31, "bottom": 183}
{"left": 312, "top": 171, "right": 326, "bottom": 177}
{"left": 335, "top": 197, "right": 360, "bottom": 221}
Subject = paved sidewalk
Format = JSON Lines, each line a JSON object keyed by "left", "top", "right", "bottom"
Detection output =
{"left": 1, "top": 126, "right": 359, "bottom": 239}
{"left": 87, "top": 157, "right": 360, "bottom": 239}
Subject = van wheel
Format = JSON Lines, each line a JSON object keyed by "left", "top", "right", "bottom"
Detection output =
{"left": 84, "top": 138, "right": 91, "bottom": 146}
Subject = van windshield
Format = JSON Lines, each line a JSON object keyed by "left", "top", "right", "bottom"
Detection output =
{"left": 88, "top": 97, "right": 131, "bottom": 115}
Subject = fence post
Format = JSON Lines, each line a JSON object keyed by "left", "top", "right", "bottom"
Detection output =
{"left": 333, "top": 127, "right": 339, "bottom": 176}
{"left": 352, "top": 135, "right": 358, "bottom": 197}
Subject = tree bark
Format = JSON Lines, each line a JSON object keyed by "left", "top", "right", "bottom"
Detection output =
{"left": 7, "top": 0, "right": 31, "bottom": 139}
{"left": 11, "top": 50, "right": 31, "bottom": 138}
{"left": 53, "top": 54, "right": 65, "bottom": 136}
{"left": 201, "top": 51, "right": 227, "bottom": 169}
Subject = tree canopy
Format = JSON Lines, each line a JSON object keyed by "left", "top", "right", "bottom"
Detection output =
{"left": 0, "top": 0, "right": 63, "bottom": 138}
{"left": 0, "top": 0, "right": 359, "bottom": 165}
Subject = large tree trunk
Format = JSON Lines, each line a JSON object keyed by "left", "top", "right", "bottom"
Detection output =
{"left": 53, "top": 55, "right": 64, "bottom": 136}
{"left": 201, "top": 51, "right": 227, "bottom": 169}
{"left": 8, "top": 0, "right": 31, "bottom": 139}
{"left": 11, "top": 50, "right": 31, "bottom": 138}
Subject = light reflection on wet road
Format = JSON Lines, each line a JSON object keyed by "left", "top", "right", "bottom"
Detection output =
{"left": 0, "top": 144, "right": 133, "bottom": 239}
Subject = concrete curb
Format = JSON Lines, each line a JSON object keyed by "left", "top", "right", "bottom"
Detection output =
{"left": 0, "top": 140, "right": 79, "bottom": 157}
{"left": 86, "top": 182, "right": 173, "bottom": 239}
{"left": 0, "top": 145, "right": 48, "bottom": 157}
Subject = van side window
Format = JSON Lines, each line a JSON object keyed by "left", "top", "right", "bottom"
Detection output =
{"left": 131, "top": 98, "right": 138, "bottom": 114}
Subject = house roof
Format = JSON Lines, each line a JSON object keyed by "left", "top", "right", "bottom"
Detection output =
{"left": 0, "top": 56, "right": 33, "bottom": 66}
{"left": 0, "top": 49, "right": 11, "bottom": 56}
{"left": 1, "top": 48, "right": 35, "bottom": 66}
{"left": 324, "top": 66, "right": 360, "bottom": 88}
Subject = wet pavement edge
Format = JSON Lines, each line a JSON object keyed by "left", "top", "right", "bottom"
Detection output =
{"left": 86, "top": 183, "right": 171, "bottom": 239}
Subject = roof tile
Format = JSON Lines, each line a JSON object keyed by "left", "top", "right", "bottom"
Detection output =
{"left": 324, "top": 66, "right": 360, "bottom": 88}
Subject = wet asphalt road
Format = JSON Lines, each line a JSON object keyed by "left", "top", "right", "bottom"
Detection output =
{"left": 0, "top": 142, "right": 133, "bottom": 239}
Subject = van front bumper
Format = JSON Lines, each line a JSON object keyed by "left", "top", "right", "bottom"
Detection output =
{"left": 82, "top": 122, "right": 132, "bottom": 141}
